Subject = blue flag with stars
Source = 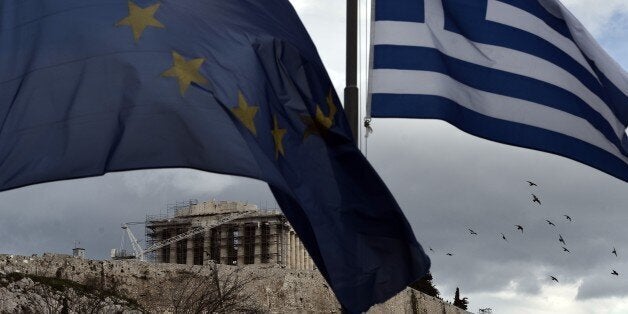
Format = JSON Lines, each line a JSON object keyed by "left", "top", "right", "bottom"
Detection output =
{"left": 0, "top": 0, "right": 430, "bottom": 312}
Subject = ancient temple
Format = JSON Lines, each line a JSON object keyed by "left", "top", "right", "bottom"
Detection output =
{"left": 145, "top": 199, "right": 314, "bottom": 270}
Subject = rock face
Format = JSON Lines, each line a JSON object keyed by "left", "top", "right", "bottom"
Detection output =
{"left": 0, "top": 272, "right": 142, "bottom": 313}
{"left": 0, "top": 253, "right": 471, "bottom": 313}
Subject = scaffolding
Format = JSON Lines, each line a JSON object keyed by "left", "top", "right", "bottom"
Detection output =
{"left": 141, "top": 199, "right": 313, "bottom": 270}
{"left": 146, "top": 213, "right": 286, "bottom": 265}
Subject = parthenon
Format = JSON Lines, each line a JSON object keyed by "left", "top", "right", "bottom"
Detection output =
{"left": 145, "top": 199, "right": 314, "bottom": 270}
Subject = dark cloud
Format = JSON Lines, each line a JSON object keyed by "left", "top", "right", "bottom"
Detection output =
{"left": 577, "top": 264, "right": 628, "bottom": 300}
{"left": 0, "top": 170, "right": 272, "bottom": 260}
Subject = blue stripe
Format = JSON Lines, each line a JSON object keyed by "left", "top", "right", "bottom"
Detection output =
{"left": 375, "top": 0, "right": 424, "bottom": 22}
{"left": 373, "top": 1, "right": 627, "bottom": 127}
{"left": 497, "top": 0, "right": 572, "bottom": 39}
{"left": 586, "top": 57, "right": 628, "bottom": 125}
{"left": 445, "top": 0, "right": 628, "bottom": 124}
{"left": 440, "top": 1, "right": 610, "bottom": 110}
{"left": 371, "top": 93, "right": 628, "bottom": 182}
{"left": 373, "top": 45, "right": 627, "bottom": 155}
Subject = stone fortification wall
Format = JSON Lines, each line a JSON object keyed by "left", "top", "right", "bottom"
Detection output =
{"left": 0, "top": 253, "right": 470, "bottom": 313}
{"left": 369, "top": 288, "right": 472, "bottom": 314}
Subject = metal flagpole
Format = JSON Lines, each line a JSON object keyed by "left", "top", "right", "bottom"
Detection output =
{"left": 340, "top": 2, "right": 359, "bottom": 312}
{"left": 345, "top": 0, "right": 359, "bottom": 146}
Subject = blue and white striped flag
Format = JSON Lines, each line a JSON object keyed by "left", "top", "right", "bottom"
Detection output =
{"left": 369, "top": 0, "right": 628, "bottom": 181}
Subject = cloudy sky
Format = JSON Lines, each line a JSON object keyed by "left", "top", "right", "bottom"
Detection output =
{"left": 0, "top": 1, "right": 627, "bottom": 313}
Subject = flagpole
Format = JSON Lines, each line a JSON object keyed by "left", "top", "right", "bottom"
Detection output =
{"left": 340, "top": 1, "right": 359, "bottom": 311}
{"left": 345, "top": 0, "right": 359, "bottom": 146}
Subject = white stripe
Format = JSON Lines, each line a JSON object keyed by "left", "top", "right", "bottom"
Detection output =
{"left": 373, "top": 21, "right": 626, "bottom": 139}
{"left": 371, "top": 69, "right": 628, "bottom": 164}
{"left": 485, "top": 0, "right": 599, "bottom": 81}
{"left": 425, "top": 0, "right": 445, "bottom": 29}
{"left": 547, "top": 0, "right": 628, "bottom": 99}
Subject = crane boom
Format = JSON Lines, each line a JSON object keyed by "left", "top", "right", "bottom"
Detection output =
{"left": 122, "top": 223, "right": 144, "bottom": 260}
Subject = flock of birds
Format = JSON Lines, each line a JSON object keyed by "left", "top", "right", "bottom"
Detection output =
{"left": 429, "top": 180, "right": 621, "bottom": 284}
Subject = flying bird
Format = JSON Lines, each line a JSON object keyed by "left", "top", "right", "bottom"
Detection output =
{"left": 532, "top": 194, "right": 541, "bottom": 205}
{"left": 429, "top": 246, "right": 435, "bottom": 253}
{"left": 550, "top": 276, "right": 559, "bottom": 283}
{"left": 564, "top": 215, "right": 572, "bottom": 222}
{"left": 562, "top": 246, "right": 570, "bottom": 253}
{"left": 469, "top": 229, "right": 478, "bottom": 235}
{"left": 446, "top": 253, "right": 453, "bottom": 256}
{"left": 559, "top": 234, "right": 566, "bottom": 245}
{"left": 546, "top": 220, "right": 555, "bottom": 227}
{"left": 612, "top": 247, "right": 618, "bottom": 257}
{"left": 501, "top": 233, "right": 508, "bottom": 242}
{"left": 526, "top": 180, "right": 538, "bottom": 187}
{"left": 612, "top": 270, "right": 619, "bottom": 276}
{"left": 515, "top": 225, "right": 524, "bottom": 233}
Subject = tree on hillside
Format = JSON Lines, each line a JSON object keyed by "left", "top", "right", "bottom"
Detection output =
{"left": 408, "top": 272, "right": 440, "bottom": 298}
{"left": 453, "top": 287, "right": 469, "bottom": 310}
{"left": 168, "top": 266, "right": 262, "bottom": 313}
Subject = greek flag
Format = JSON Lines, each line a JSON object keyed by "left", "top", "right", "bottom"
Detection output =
{"left": 369, "top": 0, "right": 628, "bottom": 182}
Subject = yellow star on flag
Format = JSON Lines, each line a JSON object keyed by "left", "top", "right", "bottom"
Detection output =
{"left": 271, "top": 115, "right": 287, "bottom": 159}
{"left": 161, "top": 51, "right": 208, "bottom": 96}
{"left": 116, "top": 1, "right": 164, "bottom": 42}
{"left": 231, "top": 92, "right": 259, "bottom": 136}
{"left": 301, "top": 89, "right": 338, "bottom": 140}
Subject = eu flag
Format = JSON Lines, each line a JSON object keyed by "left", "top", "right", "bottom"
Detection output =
{"left": 0, "top": 0, "right": 430, "bottom": 311}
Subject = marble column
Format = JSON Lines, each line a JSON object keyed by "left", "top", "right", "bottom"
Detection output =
{"left": 170, "top": 238, "right": 176, "bottom": 264}
{"left": 237, "top": 224, "right": 245, "bottom": 265}
{"left": 288, "top": 232, "right": 294, "bottom": 269}
{"left": 255, "top": 222, "right": 262, "bottom": 264}
{"left": 297, "top": 240, "right": 303, "bottom": 269}
{"left": 219, "top": 228, "right": 228, "bottom": 265}
{"left": 186, "top": 236, "right": 194, "bottom": 265}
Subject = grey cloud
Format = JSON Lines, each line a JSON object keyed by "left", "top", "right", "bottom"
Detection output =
{"left": 0, "top": 170, "right": 272, "bottom": 260}
{"left": 362, "top": 120, "right": 628, "bottom": 301}
{"left": 577, "top": 264, "right": 628, "bottom": 300}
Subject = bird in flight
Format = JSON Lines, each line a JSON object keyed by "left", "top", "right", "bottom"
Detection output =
{"left": 469, "top": 229, "right": 478, "bottom": 235}
{"left": 562, "top": 246, "right": 570, "bottom": 253}
{"left": 532, "top": 194, "right": 541, "bottom": 205}
{"left": 564, "top": 215, "right": 572, "bottom": 222}
{"left": 429, "top": 246, "right": 434, "bottom": 253}
{"left": 515, "top": 225, "right": 524, "bottom": 233}
{"left": 559, "top": 234, "right": 566, "bottom": 245}
{"left": 549, "top": 276, "right": 559, "bottom": 283}
{"left": 546, "top": 220, "right": 556, "bottom": 227}
{"left": 526, "top": 180, "right": 538, "bottom": 186}
{"left": 612, "top": 247, "right": 618, "bottom": 257}
{"left": 446, "top": 253, "right": 453, "bottom": 256}
{"left": 612, "top": 270, "right": 619, "bottom": 276}
{"left": 501, "top": 233, "right": 508, "bottom": 242}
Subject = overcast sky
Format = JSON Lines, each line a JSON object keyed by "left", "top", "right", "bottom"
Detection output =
{"left": 1, "top": 1, "right": 627, "bottom": 313}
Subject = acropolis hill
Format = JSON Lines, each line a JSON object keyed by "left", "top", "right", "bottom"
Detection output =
{"left": 0, "top": 253, "right": 471, "bottom": 313}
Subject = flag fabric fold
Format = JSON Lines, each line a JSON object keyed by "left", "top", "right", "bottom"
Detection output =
{"left": 369, "top": 0, "right": 628, "bottom": 182}
{"left": 0, "top": 0, "right": 430, "bottom": 312}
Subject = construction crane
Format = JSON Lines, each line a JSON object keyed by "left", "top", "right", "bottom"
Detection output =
{"left": 122, "top": 222, "right": 144, "bottom": 260}
{"left": 112, "top": 210, "right": 254, "bottom": 261}
{"left": 111, "top": 222, "right": 144, "bottom": 260}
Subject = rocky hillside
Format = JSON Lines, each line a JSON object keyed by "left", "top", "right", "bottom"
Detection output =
{"left": 0, "top": 253, "right": 470, "bottom": 313}
{"left": 0, "top": 271, "right": 142, "bottom": 313}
